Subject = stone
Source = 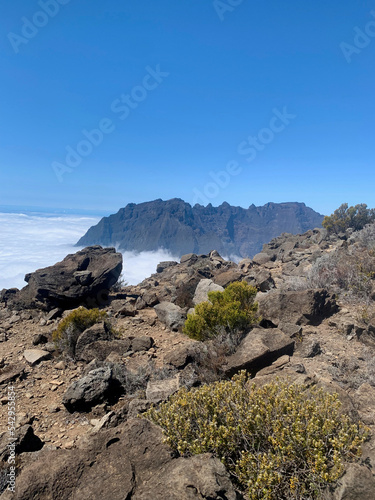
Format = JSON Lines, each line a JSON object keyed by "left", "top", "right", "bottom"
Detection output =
{"left": 163, "top": 343, "right": 204, "bottom": 369}
{"left": 193, "top": 279, "right": 224, "bottom": 305}
{"left": 0, "top": 425, "right": 43, "bottom": 461}
{"left": 32, "top": 334, "right": 48, "bottom": 346}
{"left": 128, "top": 399, "right": 153, "bottom": 418}
{"left": 134, "top": 296, "right": 147, "bottom": 310}
{"left": 298, "top": 339, "right": 322, "bottom": 358}
{"left": 78, "top": 339, "right": 132, "bottom": 363}
{"left": 213, "top": 269, "right": 243, "bottom": 287}
{"left": 48, "top": 405, "right": 61, "bottom": 413}
{"left": 23, "top": 349, "right": 51, "bottom": 366}
{"left": 245, "top": 269, "right": 275, "bottom": 292}
{"left": 2, "top": 418, "right": 237, "bottom": 500}
{"left": 225, "top": 328, "right": 295, "bottom": 377}
{"left": 354, "top": 383, "right": 375, "bottom": 425}
{"left": 180, "top": 253, "right": 198, "bottom": 264}
{"left": 257, "top": 288, "right": 338, "bottom": 326}
{"left": 278, "top": 322, "right": 302, "bottom": 338}
{"left": 252, "top": 252, "right": 272, "bottom": 265}
{"left": 9, "top": 246, "right": 122, "bottom": 310}
{"left": 131, "top": 336, "right": 154, "bottom": 352}
{"left": 90, "top": 411, "right": 116, "bottom": 433}
{"left": 62, "top": 367, "right": 121, "bottom": 412}
{"left": 328, "top": 463, "right": 375, "bottom": 500}
{"left": 255, "top": 355, "right": 291, "bottom": 377}
{"left": 0, "top": 364, "right": 25, "bottom": 385}
{"left": 118, "top": 303, "right": 137, "bottom": 316}
{"left": 134, "top": 453, "right": 238, "bottom": 500}
{"left": 156, "top": 261, "right": 178, "bottom": 273}
{"left": 45, "top": 308, "right": 62, "bottom": 321}
{"left": 146, "top": 377, "right": 180, "bottom": 402}
{"left": 9, "top": 315, "right": 21, "bottom": 324}
{"left": 75, "top": 322, "right": 114, "bottom": 360}
{"left": 238, "top": 258, "right": 253, "bottom": 272}
{"left": 142, "top": 291, "right": 159, "bottom": 306}
{"left": 154, "top": 302, "right": 186, "bottom": 331}
{"left": 43, "top": 342, "right": 57, "bottom": 353}
{"left": 178, "top": 363, "right": 200, "bottom": 389}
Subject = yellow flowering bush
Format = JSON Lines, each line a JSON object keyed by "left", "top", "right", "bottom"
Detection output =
{"left": 52, "top": 306, "right": 108, "bottom": 357}
{"left": 183, "top": 281, "right": 259, "bottom": 341}
{"left": 144, "top": 373, "right": 369, "bottom": 499}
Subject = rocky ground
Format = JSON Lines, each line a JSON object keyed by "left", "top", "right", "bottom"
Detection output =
{"left": 1, "top": 228, "right": 375, "bottom": 499}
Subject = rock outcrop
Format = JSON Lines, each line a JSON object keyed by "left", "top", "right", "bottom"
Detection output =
{"left": 257, "top": 289, "right": 339, "bottom": 326}
{"left": 1, "top": 419, "right": 238, "bottom": 500}
{"left": 224, "top": 327, "right": 295, "bottom": 376}
{"left": 1, "top": 246, "right": 122, "bottom": 311}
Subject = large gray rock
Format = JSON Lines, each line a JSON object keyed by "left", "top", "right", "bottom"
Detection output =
{"left": 134, "top": 453, "right": 238, "bottom": 500}
{"left": 225, "top": 327, "right": 295, "bottom": 377}
{"left": 62, "top": 367, "right": 121, "bottom": 412}
{"left": 2, "top": 419, "right": 238, "bottom": 500}
{"left": 163, "top": 342, "right": 205, "bottom": 369}
{"left": 193, "top": 279, "right": 224, "bottom": 305}
{"left": 0, "top": 425, "right": 43, "bottom": 462}
{"left": 244, "top": 268, "right": 275, "bottom": 292}
{"left": 146, "top": 377, "right": 180, "bottom": 402}
{"left": 257, "top": 288, "right": 338, "bottom": 326}
{"left": 213, "top": 269, "right": 243, "bottom": 287}
{"left": 8, "top": 246, "right": 122, "bottom": 310}
{"left": 154, "top": 302, "right": 186, "bottom": 331}
{"left": 327, "top": 463, "right": 375, "bottom": 500}
{"left": 78, "top": 339, "right": 132, "bottom": 363}
{"left": 23, "top": 349, "right": 51, "bottom": 366}
{"left": 75, "top": 322, "right": 114, "bottom": 361}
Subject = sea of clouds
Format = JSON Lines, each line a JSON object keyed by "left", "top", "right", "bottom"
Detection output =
{"left": 0, "top": 212, "right": 179, "bottom": 290}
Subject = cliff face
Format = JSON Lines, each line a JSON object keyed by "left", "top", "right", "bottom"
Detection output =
{"left": 76, "top": 198, "right": 324, "bottom": 257}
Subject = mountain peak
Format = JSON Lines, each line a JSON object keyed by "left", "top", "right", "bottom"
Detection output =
{"left": 76, "top": 199, "right": 323, "bottom": 258}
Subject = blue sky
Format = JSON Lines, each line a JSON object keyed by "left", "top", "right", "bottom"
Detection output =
{"left": 1, "top": 0, "right": 375, "bottom": 216}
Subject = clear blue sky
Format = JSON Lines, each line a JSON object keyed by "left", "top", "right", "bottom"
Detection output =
{"left": 1, "top": 0, "right": 375, "bottom": 216}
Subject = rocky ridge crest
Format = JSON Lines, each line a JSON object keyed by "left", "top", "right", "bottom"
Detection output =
{"left": 1, "top": 227, "right": 375, "bottom": 498}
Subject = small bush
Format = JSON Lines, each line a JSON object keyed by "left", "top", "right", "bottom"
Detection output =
{"left": 52, "top": 306, "right": 108, "bottom": 358}
{"left": 308, "top": 247, "right": 375, "bottom": 302}
{"left": 193, "top": 330, "right": 249, "bottom": 383}
{"left": 111, "top": 274, "right": 128, "bottom": 293}
{"left": 144, "top": 373, "right": 369, "bottom": 500}
{"left": 322, "top": 203, "right": 375, "bottom": 234}
{"left": 183, "top": 281, "right": 259, "bottom": 341}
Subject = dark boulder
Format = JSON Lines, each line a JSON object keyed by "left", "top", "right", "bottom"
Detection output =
{"left": 78, "top": 339, "right": 132, "bottom": 363}
{"left": 62, "top": 367, "right": 122, "bottom": 412}
{"left": 5, "top": 246, "right": 122, "bottom": 311}
{"left": 154, "top": 302, "right": 186, "bottom": 331}
{"left": 3, "top": 419, "right": 238, "bottom": 500}
{"left": 75, "top": 322, "right": 114, "bottom": 361}
{"left": 0, "top": 425, "right": 43, "bottom": 462}
{"left": 257, "top": 289, "right": 338, "bottom": 326}
{"left": 224, "top": 327, "right": 295, "bottom": 377}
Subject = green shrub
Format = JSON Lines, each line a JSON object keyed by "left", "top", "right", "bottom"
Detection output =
{"left": 183, "top": 281, "right": 259, "bottom": 341}
{"left": 322, "top": 203, "right": 375, "bottom": 234}
{"left": 144, "top": 373, "right": 369, "bottom": 500}
{"left": 52, "top": 306, "right": 108, "bottom": 357}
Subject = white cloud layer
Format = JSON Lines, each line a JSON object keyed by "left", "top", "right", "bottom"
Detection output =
{"left": 0, "top": 212, "right": 179, "bottom": 290}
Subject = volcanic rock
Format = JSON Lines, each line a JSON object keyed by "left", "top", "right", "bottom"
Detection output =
{"left": 6, "top": 246, "right": 122, "bottom": 311}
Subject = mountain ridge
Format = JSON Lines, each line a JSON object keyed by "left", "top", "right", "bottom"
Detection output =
{"left": 76, "top": 198, "right": 324, "bottom": 258}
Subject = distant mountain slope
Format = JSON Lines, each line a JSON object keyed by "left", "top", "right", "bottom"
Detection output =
{"left": 76, "top": 199, "right": 324, "bottom": 258}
